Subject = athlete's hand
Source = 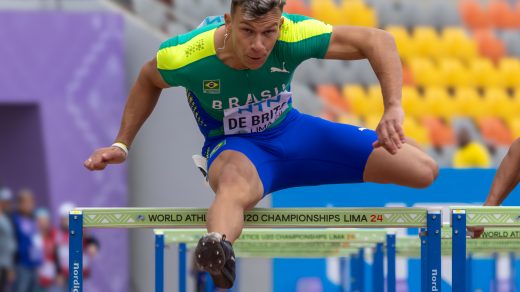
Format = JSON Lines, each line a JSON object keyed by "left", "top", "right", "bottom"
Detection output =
{"left": 467, "top": 226, "right": 484, "bottom": 238}
{"left": 373, "top": 105, "right": 406, "bottom": 155}
{"left": 84, "top": 146, "right": 127, "bottom": 171}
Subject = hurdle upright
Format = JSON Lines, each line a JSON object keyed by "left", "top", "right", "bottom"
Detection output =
{"left": 69, "top": 207, "right": 441, "bottom": 292}
{"left": 451, "top": 207, "right": 520, "bottom": 292}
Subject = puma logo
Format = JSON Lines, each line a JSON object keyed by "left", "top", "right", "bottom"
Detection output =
{"left": 270, "top": 62, "right": 290, "bottom": 73}
{"left": 358, "top": 127, "right": 368, "bottom": 132}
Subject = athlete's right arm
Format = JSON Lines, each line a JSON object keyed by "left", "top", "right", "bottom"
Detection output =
{"left": 483, "top": 138, "right": 520, "bottom": 206}
{"left": 84, "top": 58, "right": 171, "bottom": 171}
{"left": 469, "top": 138, "right": 520, "bottom": 237}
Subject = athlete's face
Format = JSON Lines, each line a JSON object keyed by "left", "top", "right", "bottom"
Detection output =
{"left": 226, "top": 7, "right": 283, "bottom": 69}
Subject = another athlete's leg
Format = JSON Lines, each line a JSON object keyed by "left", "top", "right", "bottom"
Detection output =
{"left": 364, "top": 141, "right": 439, "bottom": 188}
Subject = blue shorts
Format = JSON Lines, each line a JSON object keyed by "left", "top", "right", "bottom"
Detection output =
{"left": 203, "top": 109, "right": 378, "bottom": 196}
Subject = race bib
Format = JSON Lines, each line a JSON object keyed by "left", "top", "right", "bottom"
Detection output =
{"left": 223, "top": 92, "right": 291, "bottom": 135}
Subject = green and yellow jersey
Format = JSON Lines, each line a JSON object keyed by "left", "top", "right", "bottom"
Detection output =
{"left": 156, "top": 14, "right": 332, "bottom": 138}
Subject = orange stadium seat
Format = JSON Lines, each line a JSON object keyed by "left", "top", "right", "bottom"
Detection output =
{"left": 402, "top": 65, "right": 415, "bottom": 86}
{"left": 477, "top": 117, "right": 514, "bottom": 145}
{"left": 413, "top": 27, "right": 441, "bottom": 59}
{"left": 320, "top": 110, "right": 337, "bottom": 121}
{"left": 385, "top": 26, "right": 415, "bottom": 63}
{"left": 422, "top": 116, "right": 455, "bottom": 147}
{"left": 440, "top": 27, "right": 479, "bottom": 62}
{"left": 473, "top": 29, "right": 506, "bottom": 63}
{"left": 316, "top": 84, "right": 349, "bottom": 113}
{"left": 498, "top": 58, "right": 520, "bottom": 88}
{"left": 468, "top": 58, "right": 503, "bottom": 88}
{"left": 488, "top": 0, "right": 516, "bottom": 29}
{"left": 284, "top": 0, "right": 312, "bottom": 16}
{"left": 460, "top": 0, "right": 491, "bottom": 29}
{"left": 514, "top": 2, "right": 520, "bottom": 28}
{"left": 409, "top": 58, "right": 442, "bottom": 87}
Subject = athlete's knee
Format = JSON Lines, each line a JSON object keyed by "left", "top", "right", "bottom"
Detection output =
{"left": 411, "top": 156, "right": 438, "bottom": 189}
{"left": 214, "top": 164, "right": 261, "bottom": 204}
{"left": 216, "top": 164, "right": 250, "bottom": 192}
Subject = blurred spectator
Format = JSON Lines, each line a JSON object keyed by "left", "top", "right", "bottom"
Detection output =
{"left": 0, "top": 186, "right": 13, "bottom": 216}
{"left": 0, "top": 186, "right": 16, "bottom": 292}
{"left": 12, "top": 189, "right": 42, "bottom": 292}
{"left": 55, "top": 203, "right": 99, "bottom": 292}
{"left": 453, "top": 127, "right": 492, "bottom": 168}
{"left": 35, "top": 208, "right": 58, "bottom": 292}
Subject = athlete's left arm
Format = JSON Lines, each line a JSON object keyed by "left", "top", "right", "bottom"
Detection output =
{"left": 324, "top": 26, "right": 405, "bottom": 155}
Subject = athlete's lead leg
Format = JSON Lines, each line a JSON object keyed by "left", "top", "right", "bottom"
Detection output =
{"left": 194, "top": 149, "right": 264, "bottom": 289}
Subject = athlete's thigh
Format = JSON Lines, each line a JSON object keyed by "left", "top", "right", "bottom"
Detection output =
{"left": 363, "top": 142, "right": 438, "bottom": 188}
{"left": 206, "top": 137, "right": 278, "bottom": 196}
{"left": 283, "top": 113, "right": 377, "bottom": 168}
{"left": 271, "top": 113, "right": 378, "bottom": 189}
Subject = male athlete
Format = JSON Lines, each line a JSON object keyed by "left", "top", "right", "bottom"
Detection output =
{"left": 84, "top": 0, "right": 438, "bottom": 288}
{"left": 470, "top": 137, "right": 520, "bottom": 237}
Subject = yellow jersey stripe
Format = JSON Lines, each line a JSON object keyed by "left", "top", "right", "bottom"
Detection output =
{"left": 157, "top": 29, "right": 216, "bottom": 70}
{"left": 279, "top": 17, "right": 333, "bottom": 43}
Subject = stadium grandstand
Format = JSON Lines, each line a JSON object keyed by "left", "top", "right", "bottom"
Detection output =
{"left": 1, "top": 1, "right": 520, "bottom": 291}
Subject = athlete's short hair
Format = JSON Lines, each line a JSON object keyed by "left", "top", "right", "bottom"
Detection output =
{"left": 231, "top": 0, "right": 286, "bottom": 20}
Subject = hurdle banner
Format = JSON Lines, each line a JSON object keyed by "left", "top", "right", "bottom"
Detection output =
{"left": 155, "top": 229, "right": 391, "bottom": 292}
{"left": 159, "top": 228, "right": 388, "bottom": 243}
{"left": 396, "top": 237, "right": 520, "bottom": 257}
{"left": 69, "top": 207, "right": 439, "bottom": 292}
{"left": 451, "top": 207, "right": 520, "bottom": 292}
{"left": 440, "top": 224, "right": 520, "bottom": 239}
{"left": 78, "top": 207, "right": 427, "bottom": 228}
{"left": 182, "top": 241, "right": 375, "bottom": 250}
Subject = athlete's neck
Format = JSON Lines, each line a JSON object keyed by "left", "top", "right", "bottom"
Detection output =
{"left": 215, "top": 26, "right": 248, "bottom": 70}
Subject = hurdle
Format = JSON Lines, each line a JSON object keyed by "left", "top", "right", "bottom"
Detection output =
{"left": 68, "top": 207, "right": 441, "bottom": 292}
{"left": 396, "top": 232, "right": 520, "bottom": 292}
{"left": 155, "top": 229, "right": 389, "bottom": 292}
{"left": 451, "top": 207, "right": 520, "bottom": 292}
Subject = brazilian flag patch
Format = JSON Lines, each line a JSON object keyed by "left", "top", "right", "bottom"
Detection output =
{"left": 203, "top": 80, "right": 221, "bottom": 94}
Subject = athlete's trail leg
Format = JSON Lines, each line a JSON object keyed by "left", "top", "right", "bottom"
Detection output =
{"left": 207, "top": 150, "right": 264, "bottom": 243}
{"left": 364, "top": 141, "right": 439, "bottom": 188}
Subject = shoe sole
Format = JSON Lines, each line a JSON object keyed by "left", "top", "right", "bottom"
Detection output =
{"left": 194, "top": 236, "right": 226, "bottom": 274}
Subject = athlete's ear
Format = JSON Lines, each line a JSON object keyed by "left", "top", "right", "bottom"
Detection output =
{"left": 224, "top": 13, "right": 232, "bottom": 31}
